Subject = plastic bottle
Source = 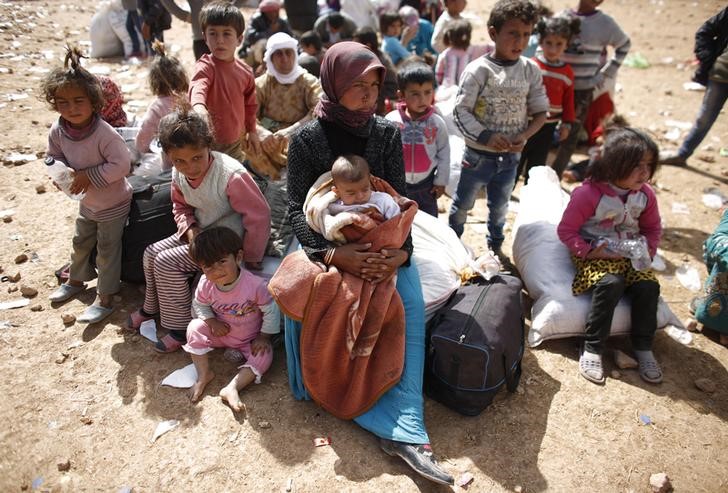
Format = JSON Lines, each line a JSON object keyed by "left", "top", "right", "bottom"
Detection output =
{"left": 599, "top": 236, "right": 651, "bottom": 271}
{"left": 474, "top": 251, "right": 501, "bottom": 280}
{"left": 45, "top": 156, "right": 85, "bottom": 200}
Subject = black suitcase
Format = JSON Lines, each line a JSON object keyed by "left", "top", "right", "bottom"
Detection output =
{"left": 121, "top": 171, "right": 176, "bottom": 283}
{"left": 424, "top": 275, "right": 525, "bottom": 416}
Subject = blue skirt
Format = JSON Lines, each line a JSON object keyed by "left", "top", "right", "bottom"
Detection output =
{"left": 284, "top": 262, "right": 430, "bottom": 444}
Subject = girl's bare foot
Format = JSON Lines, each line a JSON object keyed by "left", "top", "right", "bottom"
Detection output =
{"left": 190, "top": 372, "right": 215, "bottom": 402}
{"left": 219, "top": 384, "right": 244, "bottom": 412}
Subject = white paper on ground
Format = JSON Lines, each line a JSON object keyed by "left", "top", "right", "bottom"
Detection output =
{"left": 672, "top": 202, "right": 690, "bottom": 214}
{"left": 651, "top": 253, "right": 666, "bottom": 271}
{"left": 664, "top": 324, "right": 693, "bottom": 345}
{"left": 702, "top": 193, "right": 723, "bottom": 209}
{"left": 161, "top": 364, "right": 198, "bottom": 388}
{"left": 139, "top": 319, "right": 158, "bottom": 343}
{"left": 0, "top": 298, "right": 30, "bottom": 310}
{"left": 151, "top": 419, "right": 179, "bottom": 443}
{"left": 675, "top": 264, "right": 702, "bottom": 292}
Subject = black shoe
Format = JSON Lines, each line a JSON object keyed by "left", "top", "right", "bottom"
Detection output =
{"left": 379, "top": 439, "right": 454, "bottom": 485}
{"left": 658, "top": 150, "right": 688, "bottom": 166}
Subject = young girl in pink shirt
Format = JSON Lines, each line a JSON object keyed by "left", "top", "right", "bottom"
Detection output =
{"left": 128, "top": 106, "right": 271, "bottom": 353}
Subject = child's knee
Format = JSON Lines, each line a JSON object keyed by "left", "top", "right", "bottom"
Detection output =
{"left": 185, "top": 319, "right": 213, "bottom": 350}
{"left": 245, "top": 350, "right": 274, "bottom": 377}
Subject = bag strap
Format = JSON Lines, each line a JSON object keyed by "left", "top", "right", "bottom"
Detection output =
{"left": 504, "top": 356, "right": 522, "bottom": 393}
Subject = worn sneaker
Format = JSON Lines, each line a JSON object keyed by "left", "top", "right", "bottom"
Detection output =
{"left": 379, "top": 439, "right": 454, "bottom": 485}
{"left": 658, "top": 150, "right": 688, "bottom": 167}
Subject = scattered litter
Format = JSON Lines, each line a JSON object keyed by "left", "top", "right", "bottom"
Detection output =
{"left": 0, "top": 209, "right": 15, "bottom": 218}
{"left": 675, "top": 264, "right": 701, "bottom": 291}
{"left": 258, "top": 420, "right": 272, "bottom": 429}
{"left": 285, "top": 478, "right": 293, "bottom": 492}
{"left": 6, "top": 93, "right": 28, "bottom": 101}
{"left": 720, "top": 148, "right": 728, "bottom": 157}
{"left": 31, "top": 477, "right": 43, "bottom": 490}
{"left": 664, "top": 119, "right": 692, "bottom": 130}
{"left": 120, "top": 83, "right": 139, "bottom": 92}
{"left": 664, "top": 324, "right": 693, "bottom": 345}
{"left": 694, "top": 377, "right": 716, "bottom": 393}
{"left": 671, "top": 202, "right": 690, "bottom": 215}
{"left": 313, "top": 436, "right": 331, "bottom": 447}
{"left": 456, "top": 472, "right": 474, "bottom": 488}
{"left": 48, "top": 421, "right": 58, "bottom": 429}
{"left": 639, "top": 414, "right": 652, "bottom": 426}
{"left": 660, "top": 56, "right": 674, "bottom": 64}
{"left": 151, "top": 419, "right": 179, "bottom": 443}
{"left": 161, "top": 363, "right": 198, "bottom": 388}
{"left": 649, "top": 472, "right": 672, "bottom": 493}
{"left": 702, "top": 186, "right": 728, "bottom": 203}
{"left": 703, "top": 193, "right": 724, "bottom": 209}
{"left": 614, "top": 350, "right": 638, "bottom": 369}
{"left": 3, "top": 152, "right": 36, "bottom": 165}
{"left": 88, "top": 65, "right": 111, "bottom": 75}
{"left": 0, "top": 298, "right": 29, "bottom": 310}
{"left": 664, "top": 128, "right": 681, "bottom": 141}
{"left": 118, "top": 487, "right": 133, "bottom": 493}
{"left": 623, "top": 52, "right": 649, "bottom": 68}
{"left": 67, "top": 340, "right": 84, "bottom": 350}
{"left": 683, "top": 81, "right": 705, "bottom": 91}
{"left": 0, "top": 320, "right": 14, "bottom": 329}
{"left": 139, "top": 319, "right": 158, "bottom": 343}
{"left": 651, "top": 253, "right": 666, "bottom": 271}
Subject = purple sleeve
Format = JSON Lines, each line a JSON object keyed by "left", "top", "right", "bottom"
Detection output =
{"left": 557, "top": 183, "right": 600, "bottom": 258}
{"left": 638, "top": 184, "right": 662, "bottom": 257}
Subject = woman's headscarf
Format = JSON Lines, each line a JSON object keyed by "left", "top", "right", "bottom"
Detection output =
{"left": 264, "top": 32, "right": 306, "bottom": 85}
{"left": 314, "top": 41, "right": 385, "bottom": 131}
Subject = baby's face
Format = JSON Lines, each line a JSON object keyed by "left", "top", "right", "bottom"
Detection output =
{"left": 334, "top": 176, "right": 372, "bottom": 205}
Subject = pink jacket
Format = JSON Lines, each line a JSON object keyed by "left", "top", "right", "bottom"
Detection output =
{"left": 557, "top": 180, "right": 661, "bottom": 259}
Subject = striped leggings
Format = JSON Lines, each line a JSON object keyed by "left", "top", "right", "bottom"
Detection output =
{"left": 142, "top": 235, "right": 198, "bottom": 332}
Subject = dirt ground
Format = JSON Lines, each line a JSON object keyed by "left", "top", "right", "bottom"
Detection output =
{"left": 0, "top": 0, "right": 727, "bottom": 491}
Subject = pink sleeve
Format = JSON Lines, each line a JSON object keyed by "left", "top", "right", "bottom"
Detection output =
{"left": 171, "top": 181, "right": 197, "bottom": 239}
{"left": 557, "top": 183, "right": 601, "bottom": 258}
{"left": 434, "top": 54, "right": 445, "bottom": 86}
{"left": 226, "top": 172, "right": 271, "bottom": 262}
{"left": 639, "top": 185, "right": 662, "bottom": 257}
{"left": 189, "top": 60, "right": 213, "bottom": 108}
{"left": 135, "top": 98, "right": 167, "bottom": 152}
{"left": 243, "top": 73, "right": 258, "bottom": 134}
{"left": 195, "top": 276, "right": 213, "bottom": 305}
{"left": 255, "top": 277, "right": 273, "bottom": 306}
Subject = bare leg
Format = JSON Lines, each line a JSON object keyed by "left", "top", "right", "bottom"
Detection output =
{"left": 219, "top": 367, "right": 256, "bottom": 412}
{"left": 190, "top": 353, "right": 215, "bottom": 402}
{"left": 97, "top": 293, "right": 113, "bottom": 308}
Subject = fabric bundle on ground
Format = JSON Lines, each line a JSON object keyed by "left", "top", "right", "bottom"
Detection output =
{"left": 512, "top": 166, "right": 682, "bottom": 347}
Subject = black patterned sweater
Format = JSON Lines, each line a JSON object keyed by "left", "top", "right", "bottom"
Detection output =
{"left": 287, "top": 116, "right": 413, "bottom": 264}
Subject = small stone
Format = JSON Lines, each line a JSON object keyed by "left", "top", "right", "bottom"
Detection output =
{"left": 29, "top": 304, "right": 43, "bottom": 312}
{"left": 258, "top": 420, "right": 271, "bottom": 429}
{"left": 2, "top": 215, "right": 11, "bottom": 223}
{"left": 8, "top": 272, "right": 20, "bottom": 282}
{"left": 57, "top": 459, "right": 71, "bottom": 472}
{"left": 7, "top": 285, "right": 18, "bottom": 293}
{"left": 14, "top": 253, "right": 28, "bottom": 264}
{"left": 35, "top": 184, "right": 46, "bottom": 194}
{"left": 611, "top": 370, "right": 621, "bottom": 379}
{"left": 55, "top": 352, "right": 68, "bottom": 364}
{"left": 61, "top": 313, "right": 76, "bottom": 325}
{"left": 649, "top": 472, "right": 672, "bottom": 493}
{"left": 20, "top": 285, "right": 37, "bottom": 298}
{"left": 614, "top": 350, "right": 638, "bottom": 370}
{"left": 80, "top": 416, "right": 93, "bottom": 425}
{"left": 697, "top": 154, "right": 716, "bottom": 163}
{"left": 694, "top": 378, "right": 716, "bottom": 393}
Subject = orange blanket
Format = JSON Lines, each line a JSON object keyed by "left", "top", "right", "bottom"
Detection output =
{"left": 269, "top": 177, "right": 418, "bottom": 419}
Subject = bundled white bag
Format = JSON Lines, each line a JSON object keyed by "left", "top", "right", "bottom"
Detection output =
{"left": 89, "top": 1, "right": 123, "bottom": 58}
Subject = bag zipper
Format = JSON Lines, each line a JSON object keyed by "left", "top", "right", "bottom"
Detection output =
{"left": 458, "top": 282, "right": 492, "bottom": 343}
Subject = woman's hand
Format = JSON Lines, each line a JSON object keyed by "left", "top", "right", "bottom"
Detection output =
{"left": 247, "top": 131, "right": 262, "bottom": 157}
{"left": 206, "top": 318, "right": 230, "bottom": 337}
{"left": 362, "top": 248, "right": 408, "bottom": 284}
{"left": 586, "top": 242, "right": 623, "bottom": 260}
{"left": 330, "top": 242, "right": 381, "bottom": 279}
{"left": 69, "top": 169, "right": 90, "bottom": 195}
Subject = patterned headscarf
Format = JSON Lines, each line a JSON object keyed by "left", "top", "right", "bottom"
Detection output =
{"left": 314, "top": 41, "right": 384, "bottom": 131}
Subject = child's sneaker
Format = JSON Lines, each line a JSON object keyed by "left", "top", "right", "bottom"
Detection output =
{"left": 579, "top": 347, "right": 605, "bottom": 384}
{"left": 127, "top": 309, "right": 153, "bottom": 331}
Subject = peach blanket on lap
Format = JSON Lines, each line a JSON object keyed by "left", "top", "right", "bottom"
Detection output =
{"left": 268, "top": 176, "right": 417, "bottom": 419}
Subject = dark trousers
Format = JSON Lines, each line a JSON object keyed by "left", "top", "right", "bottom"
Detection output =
{"left": 551, "top": 89, "right": 594, "bottom": 177}
{"left": 406, "top": 172, "right": 438, "bottom": 217}
{"left": 193, "top": 39, "right": 211, "bottom": 60}
{"left": 518, "top": 121, "right": 558, "bottom": 184}
{"left": 584, "top": 274, "right": 660, "bottom": 354}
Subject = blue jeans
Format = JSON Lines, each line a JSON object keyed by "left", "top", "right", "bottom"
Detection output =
{"left": 448, "top": 148, "right": 518, "bottom": 250}
{"left": 679, "top": 80, "right": 728, "bottom": 158}
{"left": 284, "top": 262, "right": 429, "bottom": 444}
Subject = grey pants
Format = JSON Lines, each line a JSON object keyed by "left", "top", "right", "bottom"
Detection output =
{"left": 69, "top": 215, "right": 126, "bottom": 296}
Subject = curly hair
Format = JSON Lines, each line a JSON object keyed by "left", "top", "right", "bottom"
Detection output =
{"left": 157, "top": 102, "right": 214, "bottom": 153}
{"left": 535, "top": 14, "right": 581, "bottom": 42}
{"left": 40, "top": 44, "right": 104, "bottom": 113}
{"left": 488, "top": 0, "right": 539, "bottom": 31}
{"left": 586, "top": 127, "right": 659, "bottom": 183}
{"left": 148, "top": 41, "right": 189, "bottom": 97}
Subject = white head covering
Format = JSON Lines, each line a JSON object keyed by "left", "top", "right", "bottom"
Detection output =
{"left": 264, "top": 32, "right": 306, "bottom": 85}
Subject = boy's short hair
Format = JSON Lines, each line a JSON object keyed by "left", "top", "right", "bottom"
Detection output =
{"left": 379, "top": 11, "right": 403, "bottom": 34}
{"left": 488, "top": 0, "right": 539, "bottom": 31}
{"left": 199, "top": 1, "right": 245, "bottom": 36}
{"left": 353, "top": 26, "right": 379, "bottom": 52}
{"left": 189, "top": 226, "right": 242, "bottom": 267}
{"left": 328, "top": 12, "right": 345, "bottom": 30}
{"left": 331, "top": 155, "right": 370, "bottom": 184}
{"left": 397, "top": 61, "right": 435, "bottom": 91}
{"left": 587, "top": 127, "right": 659, "bottom": 183}
{"left": 300, "top": 30, "right": 323, "bottom": 51}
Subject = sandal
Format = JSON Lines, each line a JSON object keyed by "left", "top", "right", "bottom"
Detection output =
{"left": 48, "top": 283, "right": 86, "bottom": 303}
{"left": 579, "top": 348, "right": 605, "bottom": 384}
{"left": 379, "top": 439, "right": 454, "bottom": 485}
{"left": 127, "top": 309, "right": 154, "bottom": 331}
{"left": 77, "top": 304, "right": 114, "bottom": 324}
{"left": 635, "top": 351, "right": 663, "bottom": 384}
{"left": 154, "top": 334, "right": 183, "bottom": 353}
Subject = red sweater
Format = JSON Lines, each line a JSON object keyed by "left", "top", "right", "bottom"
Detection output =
{"left": 189, "top": 55, "right": 258, "bottom": 146}
{"left": 533, "top": 55, "right": 575, "bottom": 124}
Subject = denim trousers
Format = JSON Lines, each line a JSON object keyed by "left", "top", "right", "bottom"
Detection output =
{"left": 448, "top": 147, "right": 518, "bottom": 250}
{"left": 406, "top": 171, "right": 438, "bottom": 217}
{"left": 679, "top": 80, "right": 728, "bottom": 158}
{"left": 584, "top": 274, "right": 660, "bottom": 354}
